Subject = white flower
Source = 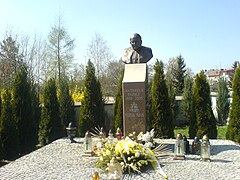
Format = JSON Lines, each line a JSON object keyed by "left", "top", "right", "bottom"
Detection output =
{"left": 142, "top": 131, "right": 151, "bottom": 142}
{"left": 150, "top": 129, "right": 155, "bottom": 138}
{"left": 137, "top": 132, "right": 143, "bottom": 141}
{"left": 144, "top": 142, "right": 153, "bottom": 149}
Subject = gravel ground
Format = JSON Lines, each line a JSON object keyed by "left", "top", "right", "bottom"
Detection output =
{"left": 0, "top": 138, "right": 240, "bottom": 180}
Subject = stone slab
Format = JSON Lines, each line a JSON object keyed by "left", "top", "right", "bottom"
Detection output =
{"left": 122, "top": 63, "right": 146, "bottom": 83}
{"left": 122, "top": 64, "right": 147, "bottom": 136}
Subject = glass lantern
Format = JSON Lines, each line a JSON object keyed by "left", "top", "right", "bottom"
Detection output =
{"left": 173, "top": 133, "right": 185, "bottom": 160}
{"left": 201, "top": 134, "right": 211, "bottom": 161}
{"left": 192, "top": 136, "right": 201, "bottom": 154}
{"left": 183, "top": 135, "right": 189, "bottom": 154}
{"left": 66, "top": 122, "right": 77, "bottom": 143}
{"left": 108, "top": 156, "right": 123, "bottom": 180}
{"left": 116, "top": 128, "right": 123, "bottom": 140}
{"left": 99, "top": 127, "right": 106, "bottom": 139}
{"left": 107, "top": 129, "right": 117, "bottom": 144}
{"left": 83, "top": 131, "right": 94, "bottom": 156}
{"left": 92, "top": 172, "right": 100, "bottom": 180}
{"left": 108, "top": 129, "right": 115, "bottom": 140}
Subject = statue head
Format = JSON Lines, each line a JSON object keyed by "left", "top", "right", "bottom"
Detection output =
{"left": 130, "top": 33, "right": 142, "bottom": 51}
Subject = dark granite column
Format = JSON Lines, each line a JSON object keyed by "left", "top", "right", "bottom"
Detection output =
{"left": 122, "top": 63, "right": 147, "bottom": 136}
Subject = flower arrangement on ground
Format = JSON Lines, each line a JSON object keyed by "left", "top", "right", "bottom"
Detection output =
{"left": 92, "top": 128, "right": 169, "bottom": 179}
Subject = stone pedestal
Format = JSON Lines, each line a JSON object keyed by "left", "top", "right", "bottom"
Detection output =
{"left": 122, "top": 63, "right": 147, "bottom": 136}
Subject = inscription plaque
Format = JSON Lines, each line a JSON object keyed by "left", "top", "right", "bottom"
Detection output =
{"left": 122, "top": 64, "right": 147, "bottom": 135}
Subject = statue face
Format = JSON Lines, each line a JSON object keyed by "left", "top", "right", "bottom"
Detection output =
{"left": 130, "top": 37, "right": 142, "bottom": 50}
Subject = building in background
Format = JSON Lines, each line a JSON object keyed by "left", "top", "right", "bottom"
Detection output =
{"left": 206, "top": 69, "right": 234, "bottom": 92}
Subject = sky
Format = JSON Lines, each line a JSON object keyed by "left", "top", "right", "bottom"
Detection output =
{"left": 0, "top": 0, "right": 240, "bottom": 74}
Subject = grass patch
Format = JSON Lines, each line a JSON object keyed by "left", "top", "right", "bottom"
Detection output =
{"left": 174, "top": 125, "right": 227, "bottom": 139}
{"left": 174, "top": 126, "right": 189, "bottom": 138}
{"left": 217, "top": 125, "right": 227, "bottom": 139}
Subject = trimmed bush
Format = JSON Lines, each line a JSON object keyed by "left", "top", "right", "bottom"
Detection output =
{"left": 12, "top": 66, "right": 36, "bottom": 154}
{"left": 0, "top": 89, "right": 19, "bottom": 159}
{"left": 151, "top": 60, "right": 174, "bottom": 138}
{"left": 113, "top": 69, "right": 124, "bottom": 132}
{"left": 79, "top": 60, "right": 104, "bottom": 136}
{"left": 59, "top": 78, "right": 75, "bottom": 130}
{"left": 226, "top": 66, "right": 240, "bottom": 143}
{"left": 38, "top": 78, "right": 64, "bottom": 146}
{"left": 190, "top": 71, "right": 217, "bottom": 138}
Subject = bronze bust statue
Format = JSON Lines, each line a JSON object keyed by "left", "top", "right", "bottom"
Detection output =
{"left": 122, "top": 33, "right": 153, "bottom": 64}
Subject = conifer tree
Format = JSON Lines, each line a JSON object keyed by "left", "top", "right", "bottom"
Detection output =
{"left": 45, "top": 16, "right": 75, "bottom": 81}
{"left": 0, "top": 89, "right": 19, "bottom": 159}
{"left": 59, "top": 77, "right": 75, "bottom": 130}
{"left": 31, "top": 84, "right": 41, "bottom": 146}
{"left": 232, "top": 61, "right": 240, "bottom": 69}
{"left": 113, "top": 69, "right": 124, "bottom": 132}
{"left": 146, "top": 65, "right": 153, "bottom": 129}
{"left": 79, "top": 60, "right": 104, "bottom": 136}
{"left": 228, "top": 61, "right": 239, "bottom": 88}
{"left": 166, "top": 80, "right": 177, "bottom": 125}
{"left": 216, "top": 78, "right": 230, "bottom": 125}
{"left": 38, "top": 78, "right": 63, "bottom": 146}
{"left": 226, "top": 66, "right": 240, "bottom": 143}
{"left": 0, "top": 90, "right": 1, "bottom": 159}
{"left": 151, "top": 60, "right": 174, "bottom": 138}
{"left": 147, "top": 82, "right": 152, "bottom": 129}
{"left": 165, "top": 56, "right": 187, "bottom": 126}
{"left": 0, "top": 36, "right": 24, "bottom": 89}
{"left": 181, "top": 75, "right": 193, "bottom": 123}
{"left": 190, "top": 71, "right": 217, "bottom": 138}
{"left": 0, "top": 131, "right": 1, "bottom": 160}
{"left": 0, "top": 90, "right": 2, "bottom": 117}
{"left": 12, "top": 65, "right": 35, "bottom": 154}
{"left": 173, "top": 55, "right": 186, "bottom": 95}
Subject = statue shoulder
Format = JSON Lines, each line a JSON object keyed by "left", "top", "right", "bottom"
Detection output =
{"left": 142, "top": 46, "right": 152, "bottom": 53}
{"left": 123, "top": 47, "right": 133, "bottom": 54}
{"left": 141, "top": 46, "right": 153, "bottom": 58}
{"left": 122, "top": 47, "right": 133, "bottom": 63}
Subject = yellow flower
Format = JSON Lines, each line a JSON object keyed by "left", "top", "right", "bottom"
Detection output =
{"left": 96, "top": 131, "right": 168, "bottom": 175}
{"left": 106, "top": 149, "right": 111, "bottom": 156}
{"left": 103, "top": 152, "right": 106, "bottom": 156}
{"left": 115, "top": 140, "right": 127, "bottom": 154}
{"left": 135, "top": 151, "right": 140, "bottom": 158}
{"left": 71, "top": 85, "right": 84, "bottom": 102}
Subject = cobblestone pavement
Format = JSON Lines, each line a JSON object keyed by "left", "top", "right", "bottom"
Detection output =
{"left": 0, "top": 138, "right": 240, "bottom": 180}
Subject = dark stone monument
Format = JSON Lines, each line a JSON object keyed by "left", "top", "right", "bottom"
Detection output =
{"left": 121, "top": 33, "right": 153, "bottom": 136}
{"left": 122, "top": 63, "right": 147, "bottom": 135}
{"left": 121, "top": 33, "right": 153, "bottom": 64}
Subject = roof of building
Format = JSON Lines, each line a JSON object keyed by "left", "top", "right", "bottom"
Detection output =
{"left": 207, "top": 69, "right": 234, "bottom": 77}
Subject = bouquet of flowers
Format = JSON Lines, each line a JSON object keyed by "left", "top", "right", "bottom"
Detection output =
{"left": 92, "top": 128, "right": 169, "bottom": 179}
